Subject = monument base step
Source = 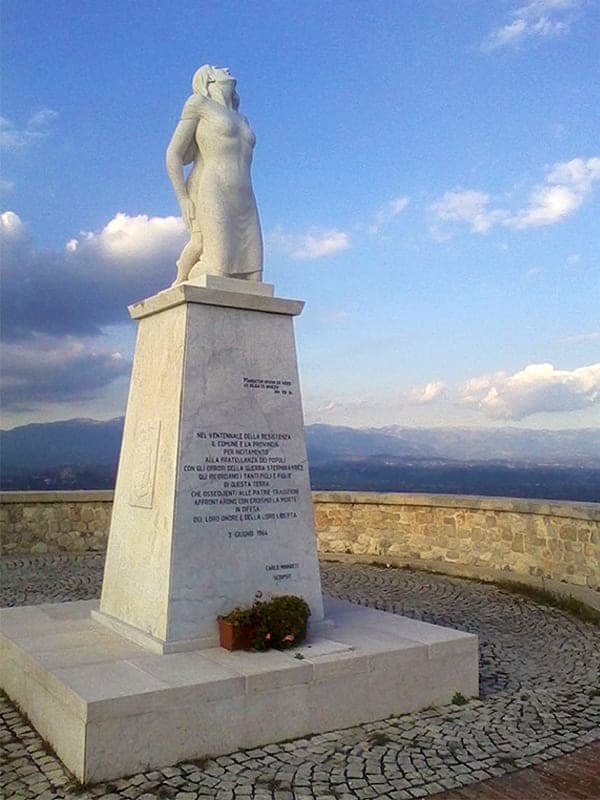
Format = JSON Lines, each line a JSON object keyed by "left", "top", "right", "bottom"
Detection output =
{"left": 0, "top": 596, "right": 478, "bottom": 783}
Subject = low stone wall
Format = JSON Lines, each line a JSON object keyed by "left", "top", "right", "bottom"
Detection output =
{"left": 314, "top": 492, "right": 600, "bottom": 590}
{"left": 1, "top": 490, "right": 599, "bottom": 590}
{"left": 0, "top": 491, "right": 113, "bottom": 555}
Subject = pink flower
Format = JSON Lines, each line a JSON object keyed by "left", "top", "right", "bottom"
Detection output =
{"left": 265, "top": 632, "right": 271, "bottom": 641}
{"left": 283, "top": 634, "right": 295, "bottom": 642}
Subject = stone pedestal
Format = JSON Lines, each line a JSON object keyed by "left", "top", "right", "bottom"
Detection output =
{"left": 0, "top": 597, "right": 479, "bottom": 783}
{"left": 93, "top": 277, "right": 325, "bottom": 653}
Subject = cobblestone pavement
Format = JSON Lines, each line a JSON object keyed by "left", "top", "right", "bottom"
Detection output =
{"left": 1, "top": 553, "right": 599, "bottom": 799}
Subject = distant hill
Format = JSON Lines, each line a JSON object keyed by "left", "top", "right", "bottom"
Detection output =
{"left": 304, "top": 424, "right": 600, "bottom": 502}
{"left": 1, "top": 418, "right": 124, "bottom": 473}
{"left": 1, "top": 418, "right": 599, "bottom": 500}
{"left": 309, "top": 457, "right": 600, "bottom": 503}
{"left": 305, "top": 424, "right": 429, "bottom": 464}
{"left": 305, "top": 423, "right": 600, "bottom": 466}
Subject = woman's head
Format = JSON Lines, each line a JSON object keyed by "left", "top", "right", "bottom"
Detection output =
{"left": 192, "top": 65, "right": 239, "bottom": 109}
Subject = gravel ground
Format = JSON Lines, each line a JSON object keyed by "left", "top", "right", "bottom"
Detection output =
{"left": 1, "top": 553, "right": 599, "bottom": 799}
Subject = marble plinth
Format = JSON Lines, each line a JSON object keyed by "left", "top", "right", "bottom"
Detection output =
{"left": 0, "top": 597, "right": 479, "bottom": 783}
{"left": 94, "top": 279, "right": 325, "bottom": 653}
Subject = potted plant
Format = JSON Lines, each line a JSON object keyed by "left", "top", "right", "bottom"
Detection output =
{"left": 217, "top": 605, "right": 257, "bottom": 651}
{"left": 218, "top": 594, "right": 311, "bottom": 652}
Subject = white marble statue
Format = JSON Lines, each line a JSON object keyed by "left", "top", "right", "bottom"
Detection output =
{"left": 167, "top": 65, "right": 263, "bottom": 285}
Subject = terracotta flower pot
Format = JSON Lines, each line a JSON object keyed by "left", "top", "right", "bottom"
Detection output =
{"left": 218, "top": 618, "right": 255, "bottom": 651}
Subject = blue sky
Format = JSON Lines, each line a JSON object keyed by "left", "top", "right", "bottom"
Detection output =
{"left": 1, "top": 0, "right": 599, "bottom": 431}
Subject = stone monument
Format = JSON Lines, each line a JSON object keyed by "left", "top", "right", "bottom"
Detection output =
{"left": 0, "top": 66, "right": 478, "bottom": 783}
{"left": 92, "top": 64, "right": 326, "bottom": 651}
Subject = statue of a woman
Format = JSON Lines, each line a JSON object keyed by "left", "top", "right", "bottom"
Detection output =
{"left": 166, "top": 65, "right": 263, "bottom": 286}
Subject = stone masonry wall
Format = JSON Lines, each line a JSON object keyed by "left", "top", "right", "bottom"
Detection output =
{"left": 0, "top": 492, "right": 112, "bottom": 555}
{"left": 1, "top": 491, "right": 599, "bottom": 589}
{"left": 314, "top": 492, "right": 600, "bottom": 589}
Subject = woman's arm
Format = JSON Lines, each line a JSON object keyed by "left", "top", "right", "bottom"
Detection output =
{"left": 166, "top": 99, "right": 200, "bottom": 230}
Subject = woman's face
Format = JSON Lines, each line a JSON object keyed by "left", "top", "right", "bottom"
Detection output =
{"left": 213, "top": 66, "right": 236, "bottom": 86}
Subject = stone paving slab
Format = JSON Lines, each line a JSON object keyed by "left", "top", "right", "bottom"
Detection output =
{"left": 1, "top": 553, "right": 599, "bottom": 799}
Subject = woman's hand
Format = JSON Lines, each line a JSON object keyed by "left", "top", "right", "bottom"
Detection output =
{"left": 180, "top": 198, "right": 196, "bottom": 231}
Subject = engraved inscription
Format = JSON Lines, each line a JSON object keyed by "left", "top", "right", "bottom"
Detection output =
{"left": 181, "top": 427, "right": 308, "bottom": 582}
{"left": 243, "top": 376, "right": 294, "bottom": 396}
{"left": 185, "top": 431, "right": 302, "bottom": 525}
{"left": 266, "top": 561, "right": 300, "bottom": 582}
{"left": 129, "top": 420, "right": 161, "bottom": 508}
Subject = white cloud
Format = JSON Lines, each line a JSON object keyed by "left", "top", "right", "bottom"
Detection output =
{"left": 270, "top": 194, "right": 409, "bottom": 258}
{"left": 510, "top": 157, "right": 600, "bottom": 228}
{"left": 0, "top": 209, "right": 26, "bottom": 238}
{"left": 305, "top": 380, "right": 447, "bottom": 427}
{"left": 0, "top": 108, "right": 58, "bottom": 151}
{"left": 304, "top": 362, "right": 600, "bottom": 427}
{"left": 0, "top": 178, "right": 15, "bottom": 194}
{"left": 269, "top": 227, "right": 350, "bottom": 261}
{"left": 460, "top": 362, "right": 600, "bottom": 420}
{"left": 432, "top": 156, "right": 600, "bottom": 237}
{"left": 1, "top": 210, "right": 188, "bottom": 340}
{"left": 408, "top": 381, "right": 447, "bottom": 404}
{"left": 66, "top": 212, "right": 187, "bottom": 266}
{"left": 431, "top": 190, "right": 507, "bottom": 234}
{"left": 483, "top": 0, "right": 580, "bottom": 51}
{"left": 0, "top": 210, "right": 186, "bottom": 411}
{"left": 369, "top": 196, "right": 410, "bottom": 234}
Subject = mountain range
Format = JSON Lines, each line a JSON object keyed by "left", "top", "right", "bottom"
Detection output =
{"left": 1, "top": 418, "right": 599, "bottom": 501}
{"left": 305, "top": 423, "right": 600, "bottom": 466}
